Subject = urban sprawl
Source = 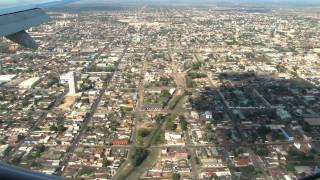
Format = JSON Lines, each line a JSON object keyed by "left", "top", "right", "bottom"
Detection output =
{"left": 0, "top": 6, "right": 320, "bottom": 180}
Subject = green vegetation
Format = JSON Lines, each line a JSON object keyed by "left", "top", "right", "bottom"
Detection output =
{"left": 154, "top": 129, "right": 165, "bottom": 144}
{"left": 102, "top": 159, "right": 114, "bottom": 167}
{"left": 35, "top": 144, "right": 46, "bottom": 157}
{"left": 276, "top": 64, "right": 287, "bottom": 73}
{"left": 172, "top": 173, "right": 181, "bottom": 180}
{"left": 257, "top": 125, "right": 271, "bottom": 137}
{"left": 17, "top": 134, "right": 25, "bottom": 142}
{"left": 155, "top": 114, "right": 165, "bottom": 124}
{"left": 46, "top": 74, "right": 59, "bottom": 88}
{"left": 187, "top": 71, "right": 207, "bottom": 79}
{"left": 30, "top": 161, "right": 39, "bottom": 167}
{"left": 192, "top": 61, "right": 202, "bottom": 70}
{"left": 0, "top": 42, "right": 10, "bottom": 53}
{"left": 287, "top": 148, "right": 314, "bottom": 162}
{"left": 255, "top": 146, "right": 269, "bottom": 156}
{"left": 125, "top": 148, "right": 161, "bottom": 180}
{"left": 186, "top": 76, "right": 194, "bottom": 88}
{"left": 160, "top": 89, "right": 171, "bottom": 98}
{"left": 168, "top": 94, "right": 183, "bottom": 110}
{"left": 50, "top": 116, "right": 67, "bottom": 133}
{"left": 130, "top": 148, "right": 149, "bottom": 166}
{"left": 244, "top": 52, "right": 255, "bottom": 59}
{"left": 110, "top": 118, "right": 120, "bottom": 131}
{"left": 179, "top": 115, "right": 188, "bottom": 131}
{"left": 286, "top": 162, "right": 295, "bottom": 172}
{"left": 159, "top": 76, "right": 171, "bottom": 86}
{"left": 11, "top": 157, "right": 21, "bottom": 165}
{"left": 120, "top": 106, "right": 133, "bottom": 112}
{"left": 272, "top": 130, "right": 286, "bottom": 141}
{"left": 194, "top": 156, "right": 200, "bottom": 164}
{"left": 165, "top": 119, "right": 177, "bottom": 131}
{"left": 186, "top": 71, "right": 207, "bottom": 88}
{"left": 145, "top": 90, "right": 172, "bottom": 107}
{"left": 137, "top": 129, "right": 151, "bottom": 138}
{"left": 50, "top": 124, "right": 67, "bottom": 133}
{"left": 79, "top": 167, "right": 95, "bottom": 176}
{"left": 154, "top": 113, "right": 172, "bottom": 123}
{"left": 229, "top": 165, "right": 256, "bottom": 175}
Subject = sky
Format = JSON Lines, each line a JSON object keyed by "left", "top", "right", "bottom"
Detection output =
{"left": 0, "top": 0, "right": 320, "bottom": 8}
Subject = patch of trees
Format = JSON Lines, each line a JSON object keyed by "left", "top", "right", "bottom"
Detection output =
{"left": 160, "top": 90, "right": 171, "bottom": 98}
{"left": 79, "top": 167, "right": 95, "bottom": 176}
{"left": 192, "top": 62, "right": 202, "bottom": 70}
{"left": 179, "top": 115, "right": 188, "bottom": 131}
{"left": 110, "top": 119, "right": 120, "bottom": 131}
{"left": 159, "top": 76, "right": 171, "bottom": 86}
{"left": 154, "top": 113, "right": 173, "bottom": 124}
{"left": 255, "top": 146, "right": 269, "bottom": 156}
{"left": 154, "top": 129, "right": 165, "bottom": 144}
{"left": 276, "top": 64, "right": 287, "bottom": 73}
{"left": 187, "top": 71, "right": 207, "bottom": 79}
{"left": 50, "top": 116, "right": 67, "bottom": 133}
{"left": 165, "top": 119, "right": 177, "bottom": 131}
{"left": 257, "top": 125, "right": 271, "bottom": 138}
{"left": 138, "top": 129, "right": 151, "bottom": 138}
{"left": 130, "top": 148, "right": 149, "bottom": 166}
{"left": 172, "top": 173, "right": 181, "bottom": 180}
{"left": 35, "top": 144, "right": 46, "bottom": 157}
{"left": 287, "top": 148, "right": 314, "bottom": 161}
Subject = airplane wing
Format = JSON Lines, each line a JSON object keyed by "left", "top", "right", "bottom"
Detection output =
{"left": 0, "top": 0, "right": 77, "bottom": 49}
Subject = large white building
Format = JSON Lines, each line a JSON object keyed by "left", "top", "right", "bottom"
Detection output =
{"left": 19, "top": 77, "right": 41, "bottom": 89}
{"left": 0, "top": 74, "right": 16, "bottom": 84}
{"left": 67, "top": 71, "right": 77, "bottom": 94}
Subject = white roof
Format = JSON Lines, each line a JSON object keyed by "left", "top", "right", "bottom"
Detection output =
{"left": 19, "top": 77, "right": 40, "bottom": 87}
{"left": 0, "top": 74, "right": 16, "bottom": 83}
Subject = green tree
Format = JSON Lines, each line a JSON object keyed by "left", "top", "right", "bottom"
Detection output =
{"left": 179, "top": 115, "right": 188, "bottom": 131}
{"left": 172, "top": 173, "right": 181, "bottom": 180}
{"left": 165, "top": 119, "right": 177, "bottom": 131}
{"left": 130, "top": 148, "right": 149, "bottom": 166}
{"left": 138, "top": 129, "right": 151, "bottom": 138}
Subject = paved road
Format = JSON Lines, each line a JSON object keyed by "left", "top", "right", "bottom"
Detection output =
{"left": 248, "top": 148, "right": 270, "bottom": 179}
{"left": 56, "top": 41, "right": 130, "bottom": 176}
{"left": 185, "top": 130, "right": 199, "bottom": 180}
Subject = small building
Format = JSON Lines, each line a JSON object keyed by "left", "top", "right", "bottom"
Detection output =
{"left": 204, "top": 111, "right": 213, "bottom": 119}
{"left": 112, "top": 139, "right": 129, "bottom": 145}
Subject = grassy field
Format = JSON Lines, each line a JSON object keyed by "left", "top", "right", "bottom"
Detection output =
{"left": 168, "top": 94, "right": 183, "bottom": 110}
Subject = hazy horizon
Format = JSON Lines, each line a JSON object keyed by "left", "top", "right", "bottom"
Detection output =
{"left": 1, "top": 0, "right": 320, "bottom": 7}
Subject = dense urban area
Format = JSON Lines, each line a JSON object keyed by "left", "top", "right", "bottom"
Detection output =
{"left": 0, "top": 5, "right": 320, "bottom": 180}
